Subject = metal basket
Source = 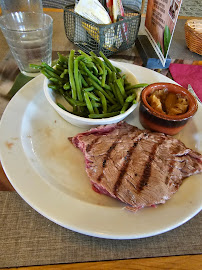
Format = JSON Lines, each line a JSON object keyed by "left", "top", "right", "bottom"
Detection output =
{"left": 63, "top": 4, "right": 141, "bottom": 57}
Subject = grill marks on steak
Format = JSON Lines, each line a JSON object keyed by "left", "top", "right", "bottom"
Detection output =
{"left": 114, "top": 140, "right": 139, "bottom": 195}
{"left": 69, "top": 121, "right": 202, "bottom": 211}
{"left": 96, "top": 125, "right": 140, "bottom": 184}
{"left": 138, "top": 137, "right": 166, "bottom": 192}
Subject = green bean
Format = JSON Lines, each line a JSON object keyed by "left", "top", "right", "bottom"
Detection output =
{"left": 95, "top": 63, "right": 103, "bottom": 75}
{"left": 95, "top": 90, "right": 107, "bottom": 113}
{"left": 109, "top": 82, "right": 119, "bottom": 101}
{"left": 124, "top": 82, "right": 131, "bottom": 87}
{"left": 85, "top": 62, "right": 98, "bottom": 75}
{"left": 99, "top": 88, "right": 116, "bottom": 105}
{"left": 78, "top": 70, "right": 82, "bottom": 90}
{"left": 89, "top": 111, "right": 120, "bottom": 118}
{"left": 103, "top": 84, "right": 111, "bottom": 90}
{"left": 126, "top": 88, "right": 137, "bottom": 95}
{"left": 45, "top": 69, "right": 63, "bottom": 81}
{"left": 57, "top": 60, "right": 63, "bottom": 66}
{"left": 72, "top": 107, "right": 88, "bottom": 117}
{"left": 70, "top": 100, "right": 86, "bottom": 106}
{"left": 84, "top": 92, "right": 94, "bottom": 114}
{"left": 33, "top": 49, "right": 147, "bottom": 119}
{"left": 120, "top": 102, "right": 129, "bottom": 114}
{"left": 116, "top": 78, "right": 126, "bottom": 97}
{"left": 62, "top": 92, "right": 86, "bottom": 107}
{"left": 105, "top": 89, "right": 115, "bottom": 99}
{"left": 89, "top": 51, "right": 96, "bottom": 57}
{"left": 94, "top": 107, "right": 99, "bottom": 114}
{"left": 68, "top": 50, "right": 77, "bottom": 100}
{"left": 76, "top": 56, "right": 91, "bottom": 83}
{"left": 121, "top": 78, "right": 124, "bottom": 86}
{"left": 112, "top": 71, "right": 117, "bottom": 82}
{"left": 40, "top": 69, "right": 51, "bottom": 79}
{"left": 55, "top": 64, "right": 65, "bottom": 72}
{"left": 108, "top": 104, "right": 122, "bottom": 113}
{"left": 90, "top": 52, "right": 106, "bottom": 86}
{"left": 80, "top": 69, "right": 88, "bottom": 76}
{"left": 78, "top": 50, "right": 92, "bottom": 62}
{"left": 51, "top": 59, "right": 58, "bottom": 67}
{"left": 101, "top": 68, "right": 107, "bottom": 87}
{"left": 73, "top": 105, "right": 78, "bottom": 114}
{"left": 116, "top": 67, "right": 122, "bottom": 73}
{"left": 80, "top": 73, "right": 88, "bottom": 87}
{"left": 105, "top": 66, "right": 112, "bottom": 84}
{"left": 121, "top": 74, "right": 126, "bottom": 81}
{"left": 74, "top": 58, "right": 83, "bottom": 101}
{"left": 80, "top": 61, "right": 101, "bottom": 86}
{"left": 85, "top": 91, "right": 100, "bottom": 101}
{"left": 124, "top": 83, "right": 131, "bottom": 88}
{"left": 86, "top": 77, "right": 102, "bottom": 91}
{"left": 82, "top": 86, "right": 94, "bottom": 92}
{"left": 88, "top": 78, "right": 116, "bottom": 104}
{"left": 57, "top": 52, "right": 69, "bottom": 64}
{"left": 91, "top": 100, "right": 101, "bottom": 108}
{"left": 60, "top": 69, "right": 69, "bottom": 78}
{"left": 56, "top": 89, "right": 72, "bottom": 106}
{"left": 99, "top": 51, "right": 116, "bottom": 72}
{"left": 63, "top": 82, "right": 70, "bottom": 90}
{"left": 76, "top": 55, "right": 86, "bottom": 61}
{"left": 92, "top": 64, "right": 99, "bottom": 75}
{"left": 125, "top": 83, "right": 149, "bottom": 91}
{"left": 125, "top": 93, "right": 136, "bottom": 103}
{"left": 115, "top": 84, "right": 124, "bottom": 106}
{"left": 42, "top": 62, "right": 61, "bottom": 76}
{"left": 57, "top": 102, "right": 68, "bottom": 111}
{"left": 48, "top": 84, "right": 58, "bottom": 90}
{"left": 49, "top": 77, "right": 60, "bottom": 84}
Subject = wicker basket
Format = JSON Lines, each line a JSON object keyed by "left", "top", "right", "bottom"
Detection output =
{"left": 64, "top": 4, "right": 141, "bottom": 57}
{"left": 185, "top": 19, "right": 202, "bottom": 56}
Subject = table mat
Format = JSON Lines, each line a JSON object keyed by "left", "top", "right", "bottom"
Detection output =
{"left": 169, "top": 63, "right": 202, "bottom": 102}
{"left": 6, "top": 73, "right": 33, "bottom": 99}
{"left": 0, "top": 192, "right": 201, "bottom": 268}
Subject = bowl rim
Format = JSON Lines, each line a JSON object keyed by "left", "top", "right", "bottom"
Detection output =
{"left": 140, "top": 82, "right": 198, "bottom": 121}
{"left": 43, "top": 62, "right": 139, "bottom": 124}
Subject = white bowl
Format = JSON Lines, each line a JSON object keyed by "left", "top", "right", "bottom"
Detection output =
{"left": 44, "top": 61, "right": 139, "bottom": 128}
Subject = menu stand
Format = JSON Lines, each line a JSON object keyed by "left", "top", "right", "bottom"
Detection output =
{"left": 136, "top": 35, "right": 171, "bottom": 69}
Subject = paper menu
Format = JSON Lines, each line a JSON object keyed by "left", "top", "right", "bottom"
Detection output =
{"left": 145, "top": 0, "right": 183, "bottom": 66}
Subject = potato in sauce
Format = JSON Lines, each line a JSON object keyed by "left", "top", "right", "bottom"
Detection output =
{"left": 147, "top": 88, "right": 188, "bottom": 115}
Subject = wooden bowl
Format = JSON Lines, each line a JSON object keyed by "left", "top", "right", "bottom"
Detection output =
{"left": 139, "top": 83, "right": 198, "bottom": 135}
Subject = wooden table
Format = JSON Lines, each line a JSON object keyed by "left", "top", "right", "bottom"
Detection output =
{"left": 0, "top": 254, "right": 201, "bottom": 269}
{"left": 0, "top": 9, "right": 202, "bottom": 270}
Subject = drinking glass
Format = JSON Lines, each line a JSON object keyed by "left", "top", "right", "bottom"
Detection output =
{"left": 0, "top": 12, "right": 53, "bottom": 77}
{"left": 0, "top": 0, "right": 43, "bottom": 15}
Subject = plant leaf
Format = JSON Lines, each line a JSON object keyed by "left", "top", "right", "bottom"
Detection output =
{"left": 164, "top": 25, "right": 171, "bottom": 57}
{"left": 157, "top": 41, "right": 163, "bottom": 53}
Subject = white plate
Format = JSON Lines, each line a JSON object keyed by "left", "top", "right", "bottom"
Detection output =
{"left": 0, "top": 62, "right": 202, "bottom": 240}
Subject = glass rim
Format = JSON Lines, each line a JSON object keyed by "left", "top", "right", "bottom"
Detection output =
{"left": 0, "top": 12, "right": 53, "bottom": 32}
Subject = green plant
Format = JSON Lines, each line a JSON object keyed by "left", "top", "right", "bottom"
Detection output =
{"left": 164, "top": 25, "right": 171, "bottom": 57}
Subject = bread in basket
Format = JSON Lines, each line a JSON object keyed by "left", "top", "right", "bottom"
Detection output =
{"left": 185, "top": 19, "right": 202, "bottom": 56}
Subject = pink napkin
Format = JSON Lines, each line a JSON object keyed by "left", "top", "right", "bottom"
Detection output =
{"left": 169, "top": 63, "right": 202, "bottom": 102}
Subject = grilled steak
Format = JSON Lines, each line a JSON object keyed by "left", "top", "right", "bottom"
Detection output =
{"left": 69, "top": 121, "right": 202, "bottom": 211}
